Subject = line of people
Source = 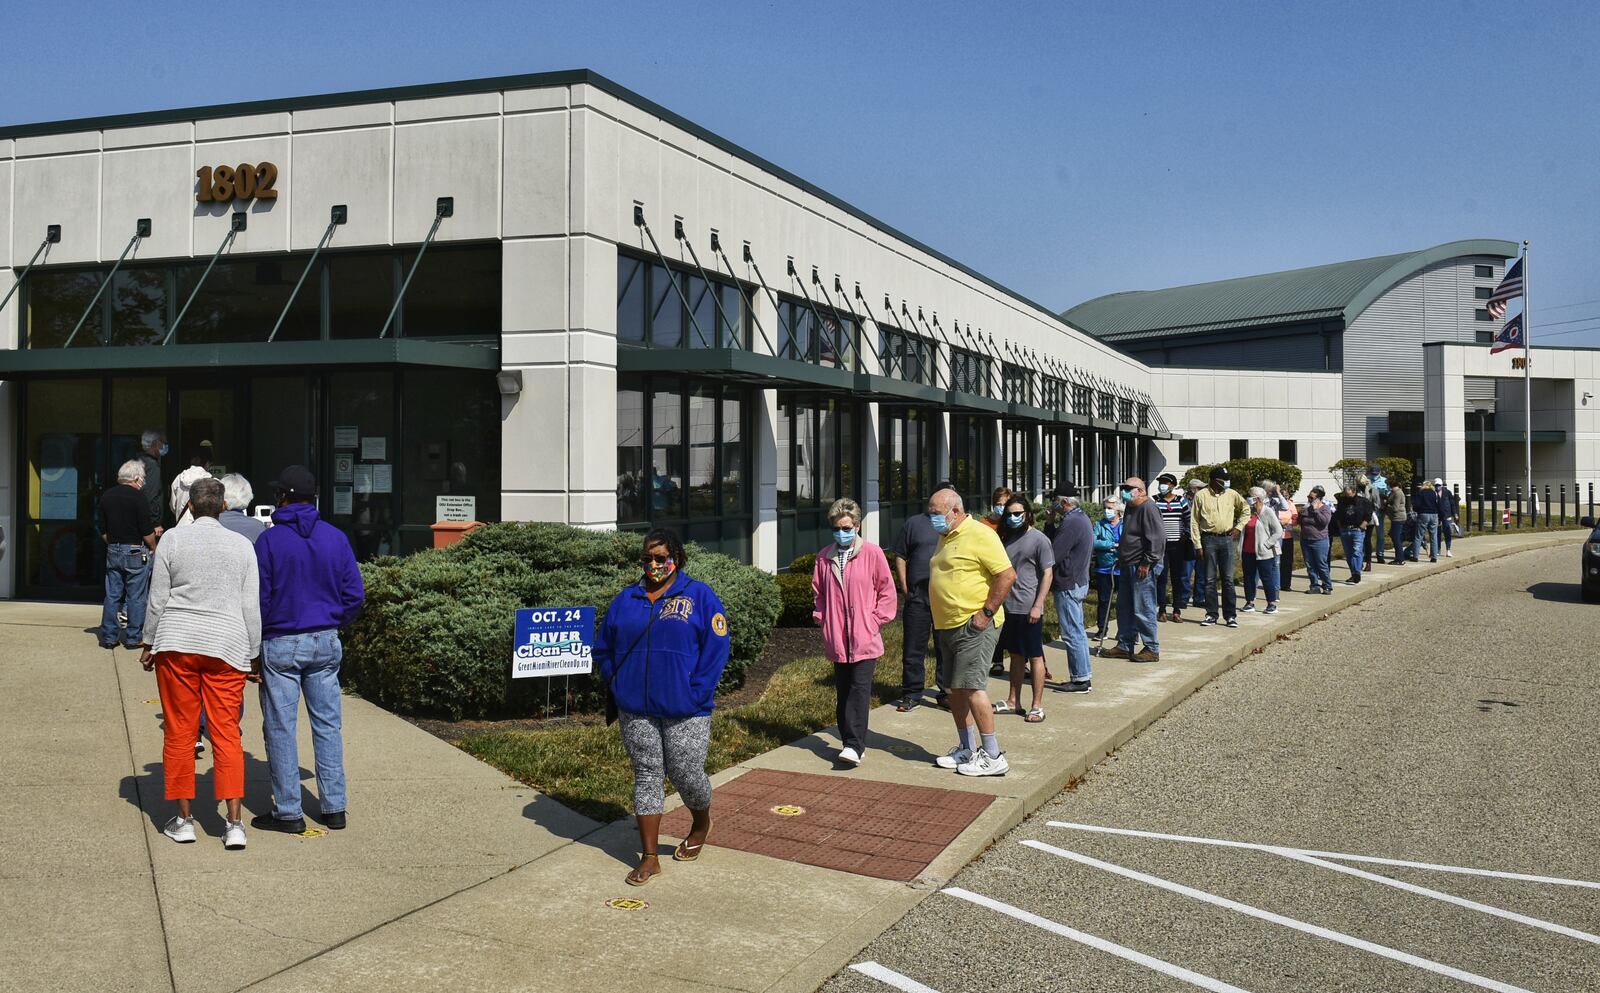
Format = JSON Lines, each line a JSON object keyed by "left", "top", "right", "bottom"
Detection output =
{"left": 100, "top": 458, "right": 363, "bottom": 851}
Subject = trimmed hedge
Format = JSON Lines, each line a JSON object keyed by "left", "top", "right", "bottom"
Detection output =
{"left": 343, "top": 523, "right": 780, "bottom": 720}
{"left": 1330, "top": 456, "right": 1414, "bottom": 492}
{"left": 1181, "top": 458, "right": 1303, "bottom": 495}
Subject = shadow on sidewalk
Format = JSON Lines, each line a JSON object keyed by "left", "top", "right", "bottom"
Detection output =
{"left": 122, "top": 750, "right": 316, "bottom": 837}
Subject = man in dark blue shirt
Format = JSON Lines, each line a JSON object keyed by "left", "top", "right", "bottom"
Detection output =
{"left": 891, "top": 481, "right": 956, "bottom": 711}
{"left": 1412, "top": 479, "right": 1444, "bottom": 562}
{"left": 1049, "top": 487, "right": 1094, "bottom": 692}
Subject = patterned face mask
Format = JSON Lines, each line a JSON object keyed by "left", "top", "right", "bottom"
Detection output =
{"left": 644, "top": 558, "right": 677, "bottom": 583}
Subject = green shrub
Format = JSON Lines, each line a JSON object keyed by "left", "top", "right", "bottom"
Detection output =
{"left": 1329, "top": 456, "right": 1414, "bottom": 492}
{"left": 774, "top": 573, "right": 815, "bottom": 627}
{"left": 1181, "top": 459, "right": 1302, "bottom": 495}
{"left": 343, "top": 522, "right": 780, "bottom": 720}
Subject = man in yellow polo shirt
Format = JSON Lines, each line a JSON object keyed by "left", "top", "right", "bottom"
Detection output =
{"left": 927, "top": 487, "right": 1017, "bottom": 777}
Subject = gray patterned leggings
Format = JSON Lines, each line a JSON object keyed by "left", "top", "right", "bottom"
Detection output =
{"left": 618, "top": 712, "right": 714, "bottom": 816}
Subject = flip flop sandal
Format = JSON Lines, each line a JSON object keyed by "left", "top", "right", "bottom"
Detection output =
{"left": 673, "top": 821, "right": 713, "bottom": 862}
{"left": 992, "top": 701, "right": 1017, "bottom": 715}
{"left": 1025, "top": 708, "right": 1046, "bottom": 723}
{"left": 626, "top": 854, "right": 660, "bottom": 886}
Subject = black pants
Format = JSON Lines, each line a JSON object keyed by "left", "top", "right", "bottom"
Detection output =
{"left": 900, "top": 588, "right": 946, "bottom": 699}
{"left": 1280, "top": 536, "right": 1295, "bottom": 591}
{"left": 1160, "top": 540, "right": 1191, "bottom": 609}
{"left": 833, "top": 658, "right": 877, "bottom": 753}
{"left": 1202, "top": 533, "right": 1237, "bottom": 620}
{"left": 1093, "top": 571, "right": 1115, "bottom": 636}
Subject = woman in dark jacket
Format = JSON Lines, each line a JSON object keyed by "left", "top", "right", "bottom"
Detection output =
{"left": 595, "top": 528, "right": 731, "bottom": 886}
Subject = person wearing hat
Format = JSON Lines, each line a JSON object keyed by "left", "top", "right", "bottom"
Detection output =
{"left": 1151, "top": 472, "right": 1192, "bottom": 622}
{"left": 1189, "top": 466, "right": 1249, "bottom": 627}
{"left": 252, "top": 465, "right": 365, "bottom": 834}
{"left": 1411, "top": 475, "right": 1444, "bottom": 562}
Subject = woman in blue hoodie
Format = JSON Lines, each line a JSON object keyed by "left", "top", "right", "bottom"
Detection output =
{"left": 1091, "top": 498, "right": 1122, "bottom": 644}
{"left": 595, "top": 528, "right": 731, "bottom": 886}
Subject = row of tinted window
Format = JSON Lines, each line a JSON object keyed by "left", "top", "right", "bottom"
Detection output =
{"left": 1002, "top": 363, "right": 1034, "bottom": 405}
{"left": 879, "top": 327, "right": 936, "bottom": 385}
{"left": 616, "top": 374, "right": 749, "bottom": 526}
{"left": 24, "top": 244, "right": 500, "bottom": 348}
{"left": 776, "top": 297, "right": 861, "bottom": 369}
{"left": 617, "top": 253, "right": 750, "bottom": 349}
{"left": 950, "top": 349, "right": 990, "bottom": 396}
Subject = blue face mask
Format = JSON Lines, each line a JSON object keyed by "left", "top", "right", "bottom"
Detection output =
{"left": 1103, "top": 508, "right": 1117, "bottom": 521}
{"left": 929, "top": 513, "right": 950, "bottom": 535}
{"left": 158, "top": 444, "right": 170, "bottom": 457}
{"left": 832, "top": 528, "right": 857, "bottom": 546}
{"left": 1006, "top": 513, "right": 1025, "bottom": 529}
{"left": 1120, "top": 487, "right": 1134, "bottom": 501}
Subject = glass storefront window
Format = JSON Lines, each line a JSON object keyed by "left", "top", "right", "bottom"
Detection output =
{"left": 403, "top": 245, "right": 500, "bottom": 337}
{"left": 687, "top": 387, "right": 717, "bottom": 515}
{"left": 175, "top": 258, "right": 307, "bottom": 345}
{"left": 23, "top": 379, "right": 103, "bottom": 592}
{"left": 26, "top": 270, "right": 103, "bottom": 348}
{"left": 651, "top": 385, "right": 683, "bottom": 516}
{"left": 109, "top": 268, "right": 168, "bottom": 347}
{"left": 649, "top": 264, "right": 682, "bottom": 348}
{"left": 721, "top": 394, "right": 745, "bottom": 514}
{"left": 617, "top": 379, "right": 647, "bottom": 524}
{"left": 329, "top": 253, "right": 395, "bottom": 340}
{"left": 401, "top": 369, "right": 501, "bottom": 527}
{"left": 617, "top": 256, "right": 646, "bottom": 344}
{"left": 251, "top": 376, "right": 311, "bottom": 504}
{"left": 329, "top": 371, "right": 396, "bottom": 558}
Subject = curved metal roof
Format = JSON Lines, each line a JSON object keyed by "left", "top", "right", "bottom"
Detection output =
{"left": 1063, "top": 239, "right": 1519, "bottom": 343}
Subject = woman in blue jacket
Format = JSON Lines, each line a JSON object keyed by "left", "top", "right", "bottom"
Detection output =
{"left": 595, "top": 528, "right": 731, "bottom": 887}
{"left": 1091, "top": 498, "right": 1123, "bottom": 644}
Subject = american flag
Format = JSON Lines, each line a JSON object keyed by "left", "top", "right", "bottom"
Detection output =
{"left": 1485, "top": 257, "right": 1524, "bottom": 319}
{"left": 1490, "top": 312, "right": 1524, "bottom": 354}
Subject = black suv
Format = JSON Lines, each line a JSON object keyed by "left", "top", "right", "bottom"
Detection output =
{"left": 1581, "top": 517, "right": 1600, "bottom": 602}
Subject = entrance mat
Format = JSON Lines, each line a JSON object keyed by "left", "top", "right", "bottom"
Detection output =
{"left": 661, "top": 769, "right": 994, "bottom": 882}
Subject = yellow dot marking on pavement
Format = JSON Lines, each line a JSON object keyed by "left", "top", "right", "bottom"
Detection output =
{"left": 144, "top": 699, "right": 159, "bottom": 705}
{"left": 605, "top": 898, "right": 649, "bottom": 911}
{"left": 296, "top": 827, "right": 328, "bottom": 839}
{"left": 771, "top": 805, "right": 806, "bottom": 817}
{"left": 889, "top": 744, "right": 914, "bottom": 754}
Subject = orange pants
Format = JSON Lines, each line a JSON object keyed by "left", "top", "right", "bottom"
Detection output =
{"left": 155, "top": 652, "right": 247, "bottom": 801}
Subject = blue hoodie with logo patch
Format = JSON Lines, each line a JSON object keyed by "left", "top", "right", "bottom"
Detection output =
{"left": 595, "top": 570, "right": 731, "bottom": 719}
{"left": 255, "top": 503, "right": 366, "bottom": 641}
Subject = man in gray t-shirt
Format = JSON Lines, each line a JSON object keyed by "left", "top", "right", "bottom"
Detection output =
{"left": 890, "top": 482, "right": 956, "bottom": 710}
{"left": 997, "top": 500, "right": 1054, "bottom": 719}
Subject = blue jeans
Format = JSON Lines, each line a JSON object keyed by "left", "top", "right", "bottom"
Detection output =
{"left": 1053, "top": 585, "right": 1091, "bottom": 682}
{"left": 1242, "top": 552, "right": 1280, "bottom": 605}
{"left": 1341, "top": 528, "right": 1366, "bottom": 578}
{"left": 1201, "top": 533, "right": 1236, "bottom": 620}
{"left": 1116, "top": 562, "right": 1163, "bottom": 654}
{"left": 1413, "top": 513, "right": 1439, "bottom": 560}
{"left": 1302, "top": 537, "right": 1332, "bottom": 590}
{"left": 100, "top": 544, "right": 151, "bottom": 646}
{"left": 1390, "top": 521, "right": 1410, "bottom": 563}
{"left": 259, "top": 629, "right": 347, "bottom": 819}
{"left": 1189, "top": 553, "right": 1208, "bottom": 608}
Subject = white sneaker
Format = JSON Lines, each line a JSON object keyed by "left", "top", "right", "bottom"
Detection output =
{"left": 957, "top": 750, "right": 1010, "bottom": 777}
{"left": 163, "top": 816, "right": 197, "bottom": 844}
{"left": 1446, "top": 550, "right": 1454, "bottom": 557}
{"left": 838, "top": 746, "right": 862, "bottom": 766}
{"left": 223, "top": 820, "right": 247, "bottom": 851}
{"left": 935, "top": 745, "right": 974, "bottom": 769}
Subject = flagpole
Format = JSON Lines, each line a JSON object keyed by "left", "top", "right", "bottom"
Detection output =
{"left": 1522, "top": 240, "right": 1532, "bottom": 512}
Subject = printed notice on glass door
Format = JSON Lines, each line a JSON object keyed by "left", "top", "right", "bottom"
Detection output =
{"left": 361, "top": 436, "right": 386, "bottom": 460}
{"left": 333, "top": 486, "right": 353, "bottom": 515}
{"left": 334, "top": 425, "right": 360, "bottom": 449}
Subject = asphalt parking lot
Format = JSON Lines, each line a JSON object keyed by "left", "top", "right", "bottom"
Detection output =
{"left": 823, "top": 543, "right": 1600, "bottom": 993}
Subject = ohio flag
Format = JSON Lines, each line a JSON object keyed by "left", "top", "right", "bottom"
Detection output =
{"left": 1490, "top": 312, "right": 1524, "bottom": 354}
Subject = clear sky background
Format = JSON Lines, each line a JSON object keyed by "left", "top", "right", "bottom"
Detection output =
{"left": 4, "top": 1, "right": 1597, "bottom": 340}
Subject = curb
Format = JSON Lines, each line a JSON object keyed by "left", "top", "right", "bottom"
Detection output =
{"left": 764, "top": 531, "right": 1577, "bottom": 993}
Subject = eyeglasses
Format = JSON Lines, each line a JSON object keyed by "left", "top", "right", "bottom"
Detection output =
{"left": 640, "top": 554, "right": 673, "bottom": 566}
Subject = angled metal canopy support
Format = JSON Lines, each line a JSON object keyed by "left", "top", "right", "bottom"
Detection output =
{"left": 632, "top": 207, "right": 710, "bottom": 347}
{"left": 809, "top": 268, "right": 864, "bottom": 371}
{"left": 379, "top": 197, "right": 453, "bottom": 339}
{"left": 875, "top": 294, "right": 948, "bottom": 389}
{"left": 675, "top": 221, "right": 743, "bottom": 351}
{"left": 268, "top": 204, "right": 346, "bottom": 343}
{"left": 709, "top": 233, "right": 778, "bottom": 355}
{"left": 839, "top": 277, "right": 893, "bottom": 372}
{"left": 165, "top": 212, "right": 246, "bottom": 345}
{"left": 64, "top": 219, "right": 149, "bottom": 348}
{"left": 788, "top": 258, "right": 852, "bottom": 370}
{"left": 743, "top": 244, "right": 793, "bottom": 359}
{"left": 0, "top": 224, "right": 61, "bottom": 318}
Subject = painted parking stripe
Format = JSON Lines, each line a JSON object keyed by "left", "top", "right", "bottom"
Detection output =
{"left": 849, "top": 961, "right": 943, "bottom": 993}
{"left": 943, "top": 887, "right": 1256, "bottom": 993}
{"left": 1047, "top": 820, "right": 1600, "bottom": 890}
{"left": 1279, "top": 850, "right": 1600, "bottom": 945}
{"left": 1022, "top": 840, "right": 1535, "bottom": 993}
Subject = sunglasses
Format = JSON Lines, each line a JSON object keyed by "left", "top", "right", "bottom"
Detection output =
{"left": 640, "top": 554, "right": 673, "bottom": 566}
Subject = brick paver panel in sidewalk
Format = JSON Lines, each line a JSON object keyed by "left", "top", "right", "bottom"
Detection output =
{"left": 661, "top": 769, "right": 994, "bottom": 882}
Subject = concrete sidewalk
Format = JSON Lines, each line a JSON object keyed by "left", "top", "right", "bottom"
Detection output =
{"left": 1, "top": 530, "right": 1575, "bottom": 993}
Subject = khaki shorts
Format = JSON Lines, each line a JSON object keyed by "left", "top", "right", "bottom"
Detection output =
{"left": 935, "top": 617, "right": 1001, "bottom": 691}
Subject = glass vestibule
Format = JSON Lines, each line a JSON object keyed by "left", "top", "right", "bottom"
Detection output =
{"left": 15, "top": 368, "right": 500, "bottom": 599}
{"left": 776, "top": 391, "right": 860, "bottom": 569}
{"left": 877, "top": 405, "right": 938, "bottom": 545}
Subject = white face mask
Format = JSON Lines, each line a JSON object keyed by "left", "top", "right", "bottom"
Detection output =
{"left": 1157, "top": 483, "right": 1171, "bottom": 495}
{"left": 1221, "top": 480, "right": 1231, "bottom": 490}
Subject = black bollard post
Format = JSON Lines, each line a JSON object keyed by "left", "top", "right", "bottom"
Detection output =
{"left": 1545, "top": 485, "right": 1551, "bottom": 527}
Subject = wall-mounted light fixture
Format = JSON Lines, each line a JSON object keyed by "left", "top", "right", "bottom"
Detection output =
{"left": 496, "top": 370, "right": 524, "bottom": 396}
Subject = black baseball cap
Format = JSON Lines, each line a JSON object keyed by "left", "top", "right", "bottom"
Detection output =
{"left": 1209, "top": 466, "right": 1230, "bottom": 480}
{"left": 1156, "top": 472, "right": 1178, "bottom": 485}
{"left": 1052, "top": 484, "right": 1080, "bottom": 500}
{"left": 271, "top": 464, "right": 317, "bottom": 499}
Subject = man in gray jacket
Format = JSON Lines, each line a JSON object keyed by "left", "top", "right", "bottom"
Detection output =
{"left": 1104, "top": 476, "right": 1165, "bottom": 663}
{"left": 1386, "top": 484, "right": 1411, "bottom": 565}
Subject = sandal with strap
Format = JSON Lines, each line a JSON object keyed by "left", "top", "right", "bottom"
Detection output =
{"left": 673, "top": 819, "right": 713, "bottom": 862}
{"left": 992, "top": 701, "right": 1017, "bottom": 715}
{"left": 1025, "top": 708, "right": 1046, "bottom": 723}
{"left": 626, "top": 853, "right": 661, "bottom": 886}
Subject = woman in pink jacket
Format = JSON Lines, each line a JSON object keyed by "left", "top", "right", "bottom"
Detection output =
{"left": 811, "top": 497, "right": 898, "bottom": 767}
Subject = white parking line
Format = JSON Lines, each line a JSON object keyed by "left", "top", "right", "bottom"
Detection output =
{"left": 1022, "top": 840, "right": 1536, "bottom": 993}
{"left": 1047, "top": 820, "right": 1600, "bottom": 890}
{"left": 1278, "top": 850, "right": 1600, "bottom": 945}
{"left": 849, "top": 961, "right": 943, "bottom": 993}
{"left": 943, "top": 887, "right": 1256, "bottom": 993}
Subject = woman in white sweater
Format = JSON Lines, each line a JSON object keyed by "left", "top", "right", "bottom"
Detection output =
{"left": 140, "top": 477, "right": 262, "bottom": 850}
{"left": 1241, "top": 486, "right": 1284, "bottom": 614}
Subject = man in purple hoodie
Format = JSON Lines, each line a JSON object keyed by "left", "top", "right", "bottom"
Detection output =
{"left": 251, "top": 465, "right": 365, "bottom": 834}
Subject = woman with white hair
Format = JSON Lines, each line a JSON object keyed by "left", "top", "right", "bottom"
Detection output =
{"left": 1241, "top": 486, "right": 1284, "bottom": 614}
{"left": 810, "top": 497, "right": 897, "bottom": 766}
{"left": 217, "top": 474, "right": 266, "bottom": 542}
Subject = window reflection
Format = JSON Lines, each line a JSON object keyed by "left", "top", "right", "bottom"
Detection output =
{"left": 26, "top": 270, "right": 103, "bottom": 348}
{"left": 403, "top": 245, "right": 500, "bottom": 337}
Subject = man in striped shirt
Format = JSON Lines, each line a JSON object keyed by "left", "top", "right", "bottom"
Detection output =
{"left": 1152, "top": 472, "right": 1193, "bottom": 622}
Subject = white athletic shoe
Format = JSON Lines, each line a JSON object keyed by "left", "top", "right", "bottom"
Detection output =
{"left": 223, "top": 820, "right": 247, "bottom": 851}
{"left": 163, "top": 816, "right": 197, "bottom": 844}
{"left": 1446, "top": 550, "right": 1454, "bottom": 557}
{"left": 838, "top": 746, "right": 862, "bottom": 766}
{"left": 956, "top": 750, "right": 1010, "bottom": 777}
{"left": 935, "top": 745, "right": 974, "bottom": 770}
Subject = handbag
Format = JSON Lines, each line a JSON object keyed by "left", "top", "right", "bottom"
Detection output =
{"left": 1450, "top": 520, "right": 1463, "bottom": 537}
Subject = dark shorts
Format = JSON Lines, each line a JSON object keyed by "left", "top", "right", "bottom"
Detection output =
{"left": 935, "top": 618, "right": 1001, "bottom": 691}
{"left": 999, "top": 615, "right": 1044, "bottom": 658}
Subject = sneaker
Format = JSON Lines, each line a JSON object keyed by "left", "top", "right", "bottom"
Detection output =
{"left": 1200, "top": 615, "right": 1218, "bottom": 627}
{"left": 1225, "top": 618, "right": 1239, "bottom": 628}
{"left": 163, "top": 816, "right": 197, "bottom": 844}
{"left": 321, "top": 811, "right": 347, "bottom": 831}
{"left": 1100, "top": 645, "right": 1133, "bottom": 660}
{"left": 1264, "top": 604, "right": 1279, "bottom": 615}
{"left": 1345, "top": 577, "right": 1360, "bottom": 585}
{"left": 956, "top": 750, "right": 1009, "bottom": 777}
{"left": 1430, "top": 558, "right": 1438, "bottom": 563}
{"left": 1446, "top": 550, "right": 1454, "bottom": 558}
{"left": 1323, "top": 588, "right": 1334, "bottom": 595}
{"left": 194, "top": 739, "right": 206, "bottom": 755}
{"left": 896, "top": 694, "right": 920, "bottom": 713}
{"left": 1132, "top": 650, "right": 1159, "bottom": 664}
{"left": 1061, "top": 679, "right": 1092, "bottom": 693}
{"left": 250, "top": 814, "right": 307, "bottom": 834}
{"left": 223, "top": 820, "right": 247, "bottom": 850}
{"left": 838, "top": 746, "right": 862, "bottom": 766}
{"left": 1241, "top": 603, "right": 1256, "bottom": 612}
{"left": 935, "top": 745, "right": 974, "bottom": 770}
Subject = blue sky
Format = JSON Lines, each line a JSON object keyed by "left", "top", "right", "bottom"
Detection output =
{"left": 5, "top": 1, "right": 1597, "bottom": 340}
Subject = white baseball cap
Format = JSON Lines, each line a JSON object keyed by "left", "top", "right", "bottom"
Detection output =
{"left": 1432, "top": 477, "right": 1443, "bottom": 485}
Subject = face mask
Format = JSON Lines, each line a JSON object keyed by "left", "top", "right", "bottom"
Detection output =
{"left": 1006, "top": 513, "right": 1025, "bottom": 529}
{"left": 1157, "top": 483, "right": 1170, "bottom": 495}
{"left": 158, "top": 444, "right": 170, "bottom": 457}
{"left": 1221, "top": 481, "right": 1232, "bottom": 490}
{"left": 644, "top": 558, "right": 676, "bottom": 584}
{"left": 832, "top": 528, "right": 857, "bottom": 546}
{"left": 1103, "top": 508, "right": 1116, "bottom": 521}
{"left": 993, "top": 503, "right": 1006, "bottom": 515}
{"left": 1120, "top": 488, "right": 1134, "bottom": 501}
{"left": 929, "top": 513, "right": 950, "bottom": 535}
